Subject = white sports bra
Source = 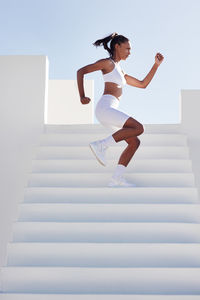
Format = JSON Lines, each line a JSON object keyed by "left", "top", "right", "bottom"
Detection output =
{"left": 102, "top": 58, "right": 127, "bottom": 87}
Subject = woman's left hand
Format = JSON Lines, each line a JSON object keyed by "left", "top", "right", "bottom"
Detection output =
{"left": 155, "top": 53, "right": 164, "bottom": 66}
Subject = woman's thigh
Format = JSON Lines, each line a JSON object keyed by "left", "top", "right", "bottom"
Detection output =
{"left": 123, "top": 117, "right": 144, "bottom": 131}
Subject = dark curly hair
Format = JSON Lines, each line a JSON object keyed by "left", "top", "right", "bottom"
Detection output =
{"left": 93, "top": 32, "right": 129, "bottom": 58}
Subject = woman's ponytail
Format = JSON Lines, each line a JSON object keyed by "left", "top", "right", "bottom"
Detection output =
{"left": 93, "top": 32, "right": 129, "bottom": 57}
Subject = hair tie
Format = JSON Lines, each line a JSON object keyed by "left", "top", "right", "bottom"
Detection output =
{"left": 112, "top": 32, "right": 118, "bottom": 39}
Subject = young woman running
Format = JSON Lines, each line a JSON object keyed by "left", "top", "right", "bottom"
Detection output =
{"left": 77, "top": 32, "right": 164, "bottom": 187}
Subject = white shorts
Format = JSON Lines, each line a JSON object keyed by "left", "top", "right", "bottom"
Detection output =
{"left": 95, "top": 94, "right": 131, "bottom": 132}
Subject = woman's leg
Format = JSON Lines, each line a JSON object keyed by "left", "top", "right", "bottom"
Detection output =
{"left": 112, "top": 117, "right": 144, "bottom": 142}
{"left": 92, "top": 96, "right": 144, "bottom": 171}
{"left": 118, "top": 136, "right": 140, "bottom": 166}
{"left": 108, "top": 117, "right": 143, "bottom": 183}
{"left": 114, "top": 117, "right": 144, "bottom": 166}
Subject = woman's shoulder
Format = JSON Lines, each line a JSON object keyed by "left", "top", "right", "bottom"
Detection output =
{"left": 96, "top": 58, "right": 113, "bottom": 73}
{"left": 96, "top": 57, "right": 112, "bottom": 64}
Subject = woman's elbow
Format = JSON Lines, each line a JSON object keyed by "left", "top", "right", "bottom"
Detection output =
{"left": 141, "top": 81, "right": 147, "bottom": 88}
{"left": 77, "top": 68, "right": 85, "bottom": 77}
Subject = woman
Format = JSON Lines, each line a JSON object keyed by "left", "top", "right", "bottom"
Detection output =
{"left": 77, "top": 32, "right": 164, "bottom": 187}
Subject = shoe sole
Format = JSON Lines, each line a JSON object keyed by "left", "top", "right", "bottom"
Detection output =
{"left": 108, "top": 180, "right": 137, "bottom": 188}
{"left": 89, "top": 143, "right": 106, "bottom": 166}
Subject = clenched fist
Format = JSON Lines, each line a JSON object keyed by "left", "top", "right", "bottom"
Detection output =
{"left": 81, "top": 96, "right": 91, "bottom": 104}
{"left": 155, "top": 53, "right": 164, "bottom": 66}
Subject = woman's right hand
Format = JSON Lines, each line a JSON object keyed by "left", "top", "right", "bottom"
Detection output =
{"left": 155, "top": 53, "right": 164, "bottom": 66}
{"left": 80, "top": 96, "right": 91, "bottom": 104}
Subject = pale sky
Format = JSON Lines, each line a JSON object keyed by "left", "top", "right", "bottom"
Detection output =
{"left": 0, "top": 0, "right": 200, "bottom": 123}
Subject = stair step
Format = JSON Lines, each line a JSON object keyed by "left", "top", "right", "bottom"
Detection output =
{"left": 11, "top": 222, "right": 200, "bottom": 242}
{"left": 31, "top": 159, "right": 192, "bottom": 173}
{"left": 16, "top": 203, "right": 200, "bottom": 223}
{"left": 38, "top": 133, "right": 187, "bottom": 147}
{"left": 23, "top": 187, "right": 199, "bottom": 204}
{"left": 44, "top": 123, "right": 183, "bottom": 134}
{"left": 27, "top": 173, "right": 195, "bottom": 188}
{"left": 6, "top": 242, "right": 200, "bottom": 267}
{"left": 1, "top": 295, "right": 200, "bottom": 300}
{"left": 35, "top": 146, "right": 190, "bottom": 160}
{"left": 1, "top": 267, "right": 200, "bottom": 294}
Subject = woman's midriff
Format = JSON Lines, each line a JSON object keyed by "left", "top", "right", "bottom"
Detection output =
{"left": 103, "top": 82, "right": 122, "bottom": 101}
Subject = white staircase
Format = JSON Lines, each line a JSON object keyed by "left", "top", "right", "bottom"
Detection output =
{"left": 1, "top": 123, "right": 200, "bottom": 299}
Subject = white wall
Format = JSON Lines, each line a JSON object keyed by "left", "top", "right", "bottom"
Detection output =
{"left": 47, "top": 79, "right": 94, "bottom": 124}
{"left": 180, "top": 89, "right": 200, "bottom": 197}
{"left": 0, "top": 55, "right": 48, "bottom": 267}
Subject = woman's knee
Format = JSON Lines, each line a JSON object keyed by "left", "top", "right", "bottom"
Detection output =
{"left": 128, "top": 124, "right": 144, "bottom": 137}
{"left": 137, "top": 124, "right": 144, "bottom": 136}
{"left": 123, "top": 117, "right": 144, "bottom": 135}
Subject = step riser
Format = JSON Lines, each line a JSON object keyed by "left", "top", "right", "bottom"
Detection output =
{"left": 23, "top": 188, "right": 199, "bottom": 204}
{"left": 17, "top": 204, "right": 200, "bottom": 223}
{"left": 1, "top": 295, "right": 200, "bottom": 300}
{"left": 1, "top": 268, "right": 200, "bottom": 294}
{"left": 35, "top": 146, "right": 190, "bottom": 160}
{"left": 6, "top": 243, "right": 200, "bottom": 267}
{"left": 12, "top": 223, "right": 200, "bottom": 243}
{"left": 39, "top": 133, "right": 187, "bottom": 147}
{"left": 44, "top": 123, "right": 183, "bottom": 134}
{"left": 0, "top": 295, "right": 200, "bottom": 300}
{"left": 27, "top": 173, "right": 195, "bottom": 188}
{"left": 31, "top": 160, "right": 192, "bottom": 173}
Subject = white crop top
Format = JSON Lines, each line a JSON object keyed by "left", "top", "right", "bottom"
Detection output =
{"left": 102, "top": 58, "right": 127, "bottom": 87}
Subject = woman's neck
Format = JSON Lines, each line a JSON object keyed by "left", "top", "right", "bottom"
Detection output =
{"left": 111, "top": 56, "right": 120, "bottom": 63}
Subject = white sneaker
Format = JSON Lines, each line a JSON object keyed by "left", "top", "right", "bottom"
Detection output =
{"left": 89, "top": 140, "right": 107, "bottom": 166}
{"left": 108, "top": 176, "right": 136, "bottom": 187}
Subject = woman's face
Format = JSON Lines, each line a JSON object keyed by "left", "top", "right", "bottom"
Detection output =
{"left": 115, "top": 41, "right": 132, "bottom": 60}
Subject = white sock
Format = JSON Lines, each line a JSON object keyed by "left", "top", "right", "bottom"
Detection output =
{"left": 101, "top": 135, "right": 116, "bottom": 148}
{"left": 112, "top": 164, "right": 126, "bottom": 179}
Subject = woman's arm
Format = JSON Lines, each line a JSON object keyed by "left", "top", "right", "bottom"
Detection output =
{"left": 124, "top": 52, "right": 164, "bottom": 88}
{"left": 77, "top": 59, "right": 106, "bottom": 104}
{"left": 142, "top": 62, "right": 159, "bottom": 88}
{"left": 77, "top": 69, "right": 87, "bottom": 101}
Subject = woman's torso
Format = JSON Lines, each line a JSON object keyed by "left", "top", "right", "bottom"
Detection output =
{"left": 101, "top": 58, "right": 126, "bottom": 101}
